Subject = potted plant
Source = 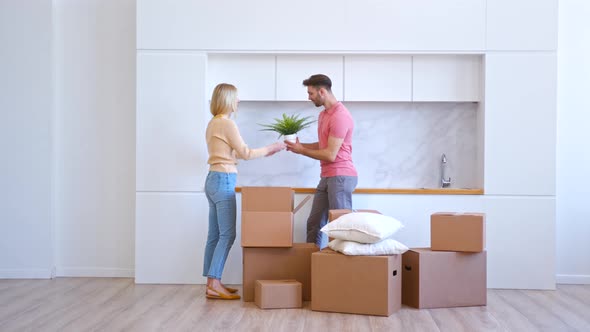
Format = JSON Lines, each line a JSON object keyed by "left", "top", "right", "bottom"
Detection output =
{"left": 259, "top": 113, "right": 316, "bottom": 143}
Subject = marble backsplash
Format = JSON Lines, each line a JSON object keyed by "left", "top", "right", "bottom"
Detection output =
{"left": 233, "top": 101, "right": 478, "bottom": 189}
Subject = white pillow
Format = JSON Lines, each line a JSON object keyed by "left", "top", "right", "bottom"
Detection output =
{"left": 328, "top": 238, "right": 409, "bottom": 256}
{"left": 320, "top": 212, "right": 404, "bottom": 244}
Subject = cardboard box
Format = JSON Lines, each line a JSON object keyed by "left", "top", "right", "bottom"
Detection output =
{"left": 241, "top": 187, "right": 294, "bottom": 212}
{"left": 431, "top": 212, "right": 486, "bottom": 252}
{"left": 311, "top": 249, "right": 402, "bottom": 316}
{"left": 241, "top": 187, "right": 311, "bottom": 247}
{"left": 242, "top": 243, "right": 318, "bottom": 302}
{"left": 402, "top": 248, "right": 487, "bottom": 309}
{"left": 254, "top": 280, "right": 302, "bottom": 309}
{"left": 241, "top": 211, "right": 293, "bottom": 247}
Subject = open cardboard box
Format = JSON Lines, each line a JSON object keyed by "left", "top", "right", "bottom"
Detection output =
{"left": 241, "top": 187, "right": 311, "bottom": 247}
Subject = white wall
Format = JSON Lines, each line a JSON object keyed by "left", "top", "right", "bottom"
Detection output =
{"left": 3, "top": 0, "right": 588, "bottom": 286}
{"left": 1, "top": 0, "right": 136, "bottom": 279}
{"left": 0, "top": 0, "right": 54, "bottom": 278}
{"left": 53, "top": 0, "right": 136, "bottom": 277}
{"left": 556, "top": 0, "right": 590, "bottom": 284}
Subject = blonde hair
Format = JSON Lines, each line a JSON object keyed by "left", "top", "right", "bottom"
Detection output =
{"left": 210, "top": 83, "right": 238, "bottom": 116}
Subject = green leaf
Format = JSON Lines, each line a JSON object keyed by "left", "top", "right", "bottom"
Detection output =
{"left": 258, "top": 113, "right": 316, "bottom": 136}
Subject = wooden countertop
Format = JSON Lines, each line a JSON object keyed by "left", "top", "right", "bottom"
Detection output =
{"left": 236, "top": 187, "right": 484, "bottom": 195}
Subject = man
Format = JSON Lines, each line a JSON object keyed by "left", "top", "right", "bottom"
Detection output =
{"left": 285, "top": 74, "right": 358, "bottom": 248}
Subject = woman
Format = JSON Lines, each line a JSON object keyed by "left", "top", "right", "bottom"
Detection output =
{"left": 203, "top": 83, "right": 284, "bottom": 300}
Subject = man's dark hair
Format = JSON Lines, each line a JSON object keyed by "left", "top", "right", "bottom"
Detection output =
{"left": 302, "top": 74, "right": 332, "bottom": 92}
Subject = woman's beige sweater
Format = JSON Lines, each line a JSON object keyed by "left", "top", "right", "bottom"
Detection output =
{"left": 206, "top": 116, "right": 268, "bottom": 173}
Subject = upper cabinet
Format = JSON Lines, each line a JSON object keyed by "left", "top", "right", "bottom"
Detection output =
{"left": 276, "top": 55, "right": 344, "bottom": 101}
{"left": 413, "top": 55, "right": 482, "bottom": 102}
{"left": 138, "top": 0, "right": 486, "bottom": 52}
{"left": 486, "top": 0, "right": 558, "bottom": 51}
{"left": 207, "top": 54, "right": 482, "bottom": 102}
{"left": 207, "top": 54, "right": 276, "bottom": 101}
{"left": 344, "top": 55, "right": 412, "bottom": 102}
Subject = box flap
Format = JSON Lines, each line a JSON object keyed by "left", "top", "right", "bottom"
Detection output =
{"left": 293, "top": 194, "right": 312, "bottom": 214}
{"left": 242, "top": 187, "right": 294, "bottom": 212}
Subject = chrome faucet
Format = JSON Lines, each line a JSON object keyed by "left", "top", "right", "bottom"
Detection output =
{"left": 441, "top": 153, "right": 451, "bottom": 188}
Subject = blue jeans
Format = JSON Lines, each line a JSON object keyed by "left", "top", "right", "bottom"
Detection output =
{"left": 203, "top": 171, "right": 237, "bottom": 279}
{"left": 306, "top": 176, "right": 358, "bottom": 248}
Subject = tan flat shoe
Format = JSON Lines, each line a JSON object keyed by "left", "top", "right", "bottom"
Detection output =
{"left": 224, "top": 286, "right": 239, "bottom": 294}
{"left": 206, "top": 287, "right": 240, "bottom": 300}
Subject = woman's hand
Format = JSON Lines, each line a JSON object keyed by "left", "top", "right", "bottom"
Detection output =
{"left": 265, "top": 142, "right": 286, "bottom": 156}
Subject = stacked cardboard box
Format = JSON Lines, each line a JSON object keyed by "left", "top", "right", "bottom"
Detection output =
{"left": 402, "top": 212, "right": 487, "bottom": 309}
{"left": 255, "top": 280, "right": 302, "bottom": 309}
{"left": 430, "top": 212, "right": 485, "bottom": 252}
{"left": 312, "top": 248, "right": 401, "bottom": 316}
{"left": 243, "top": 243, "right": 317, "bottom": 302}
{"left": 241, "top": 187, "right": 317, "bottom": 306}
{"left": 311, "top": 209, "right": 402, "bottom": 316}
{"left": 241, "top": 187, "right": 294, "bottom": 247}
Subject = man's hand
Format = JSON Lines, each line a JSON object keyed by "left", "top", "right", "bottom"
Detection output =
{"left": 285, "top": 138, "right": 305, "bottom": 155}
{"left": 285, "top": 136, "right": 343, "bottom": 162}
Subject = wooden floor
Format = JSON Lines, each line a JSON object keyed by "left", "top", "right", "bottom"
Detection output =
{"left": 1, "top": 278, "right": 589, "bottom": 332}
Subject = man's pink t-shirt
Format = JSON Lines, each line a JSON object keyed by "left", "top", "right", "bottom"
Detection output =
{"left": 318, "top": 102, "right": 357, "bottom": 177}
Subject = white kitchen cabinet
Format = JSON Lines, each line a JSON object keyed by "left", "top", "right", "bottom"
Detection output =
{"left": 487, "top": 0, "right": 557, "bottom": 51}
{"left": 349, "top": 193, "right": 555, "bottom": 290}
{"left": 136, "top": 192, "right": 243, "bottom": 284}
{"left": 484, "top": 53, "right": 556, "bottom": 196}
{"left": 276, "top": 55, "right": 343, "bottom": 101}
{"left": 482, "top": 196, "right": 555, "bottom": 289}
{"left": 351, "top": 0, "right": 486, "bottom": 52}
{"left": 349, "top": 194, "right": 485, "bottom": 248}
{"left": 413, "top": 55, "right": 482, "bottom": 102}
{"left": 136, "top": 192, "right": 315, "bottom": 285}
{"left": 207, "top": 54, "right": 276, "bottom": 101}
{"left": 344, "top": 55, "right": 412, "bottom": 102}
{"left": 138, "top": 0, "right": 485, "bottom": 52}
{"left": 135, "top": 191, "right": 556, "bottom": 290}
{"left": 136, "top": 52, "right": 209, "bottom": 192}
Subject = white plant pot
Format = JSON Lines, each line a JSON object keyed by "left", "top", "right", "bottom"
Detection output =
{"left": 283, "top": 133, "right": 298, "bottom": 143}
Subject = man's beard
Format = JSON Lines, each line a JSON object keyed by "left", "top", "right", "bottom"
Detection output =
{"left": 313, "top": 97, "right": 324, "bottom": 107}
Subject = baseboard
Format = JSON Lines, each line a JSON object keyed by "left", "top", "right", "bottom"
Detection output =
{"left": 56, "top": 267, "right": 134, "bottom": 278}
{"left": 556, "top": 274, "right": 590, "bottom": 284}
{"left": 0, "top": 268, "right": 53, "bottom": 279}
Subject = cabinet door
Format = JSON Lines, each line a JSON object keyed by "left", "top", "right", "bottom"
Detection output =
{"left": 487, "top": 0, "right": 557, "bottom": 51}
{"left": 344, "top": 55, "right": 412, "bottom": 102}
{"left": 483, "top": 196, "right": 555, "bottom": 289}
{"left": 136, "top": 192, "right": 243, "bottom": 284}
{"left": 139, "top": 0, "right": 486, "bottom": 52}
{"left": 136, "top": 52, "right": 208, "bottom": 192}
{"left": 344, "top": 0, "right": 486, "bottom": 51}
{"left": 413, "top": 55, "right": 482, "bottom": 102}
{"left": 276, "top": 55, "right": 343, "bottom": 101}
{"left": 484, "top": 53, "right": 557, "bottom": 195}
{"left": 208, "top": 54, "right": 276, "bottom": 101}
